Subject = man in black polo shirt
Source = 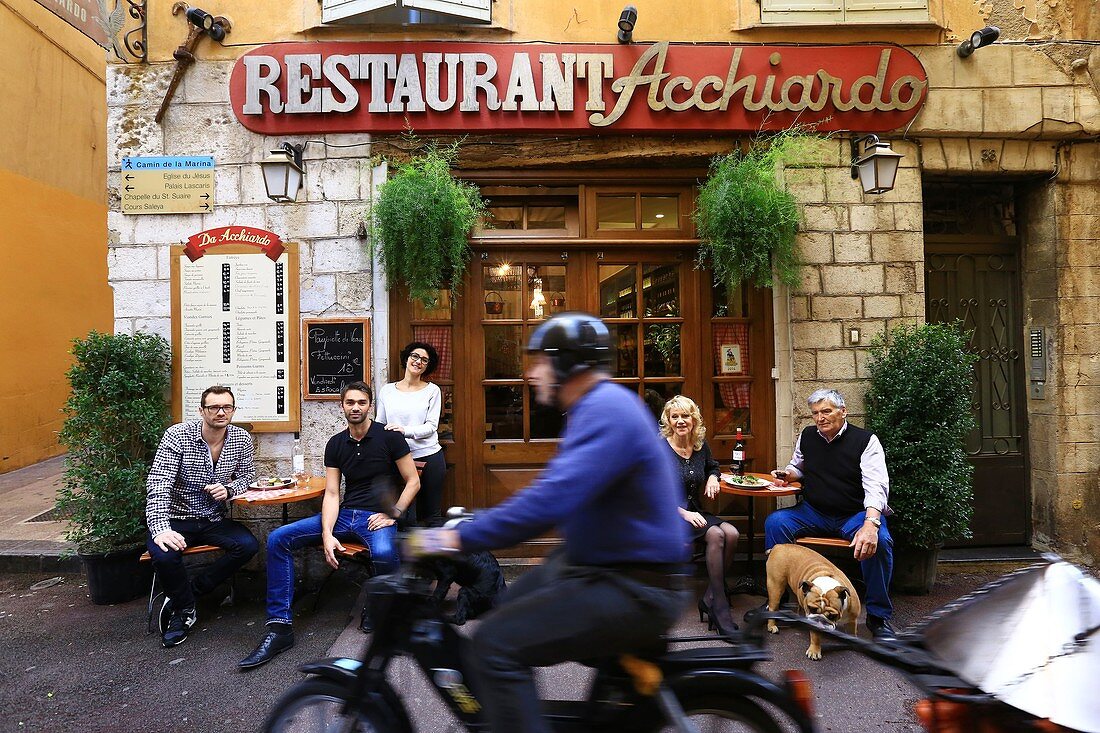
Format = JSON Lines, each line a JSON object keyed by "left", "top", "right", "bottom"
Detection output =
{"left": 239, "top": 381, "right": 420, "bottom": 670}
{"left": 765, "top": 388, "right": 896, "bottom": 640}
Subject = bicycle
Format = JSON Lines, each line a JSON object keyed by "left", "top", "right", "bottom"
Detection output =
{"left": 264, "top": 525, "right": 817, "bottom": 732}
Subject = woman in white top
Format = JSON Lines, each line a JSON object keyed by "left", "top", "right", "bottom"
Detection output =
{"left": 376, "top": 341, "right": 445, "bottom": 526}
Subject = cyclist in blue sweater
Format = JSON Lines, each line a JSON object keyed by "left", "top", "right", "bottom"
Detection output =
{"left": 420, "top": 312, "right": 690, "bottom": 733}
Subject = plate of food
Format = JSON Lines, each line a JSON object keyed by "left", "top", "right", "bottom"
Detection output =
{"left": 250, "top": 476, "right": 295, "bottom": 490}
{"left": 722, "top": 474, "right": 772, "bottom": 490}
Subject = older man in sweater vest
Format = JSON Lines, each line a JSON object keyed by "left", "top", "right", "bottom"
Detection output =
{"left": 765, "top": 388, "right": 896, "bottom": 640}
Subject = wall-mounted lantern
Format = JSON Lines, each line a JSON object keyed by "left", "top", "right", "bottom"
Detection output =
{"left": 850, "top": 135, "right": 904, "bottom": 195}
{"left": 260, "top": 143, "right": 305, "bottom": 203}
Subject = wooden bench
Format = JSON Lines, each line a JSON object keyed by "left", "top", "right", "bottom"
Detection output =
{"left": 139, "top": 544, "right": 224, "bottom": 563}
{"left": 793, "top": 536, "right": 865, "bottom": 596}
{"left": 794, "top": 537, "right": 851, "bottom": 549}
{"left": 336, "top": 542, "right": 370, "bottom": 560}
{"left": 140, "top": 544, "right": 233, "bottom": 632}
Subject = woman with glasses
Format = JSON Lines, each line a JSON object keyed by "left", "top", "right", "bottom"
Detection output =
{"left": 376, "top": 341, "right": 445, "bottom": 526}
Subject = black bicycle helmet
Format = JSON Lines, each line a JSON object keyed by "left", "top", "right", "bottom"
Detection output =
{"left": 527, "top": 312, "right": 611, "bottom": 382}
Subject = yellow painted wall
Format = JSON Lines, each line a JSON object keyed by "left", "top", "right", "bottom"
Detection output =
{"left": 0, "top": 0, "right": 111, "bottom": 472}
{"left": 141, "top": 0, "right": 973, "bottom": 63}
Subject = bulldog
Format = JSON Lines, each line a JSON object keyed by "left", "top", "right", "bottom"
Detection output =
{"left": 765, "top": 543, "right": 860, "bottom": 660}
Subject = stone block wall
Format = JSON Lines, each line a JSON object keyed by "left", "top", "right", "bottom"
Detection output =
{"left": 1023, "top": 142, "right": 1100, "bottom": 566}
{"left": 775, "top": 139, "right": 924, "bottom": 461}
{"left": 910, "top": 45, "right": 1098, "bottom": 139}
{"left": 107, "top": 61, "right": 384, "bottom": 490}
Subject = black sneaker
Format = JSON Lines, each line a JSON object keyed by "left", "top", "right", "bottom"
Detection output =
{"left": 867, "top": 615, "right": 897, "bottom": 641}
{"left": 162, "top": 607, "right": 197, "bottom": 648}
{"left": 359, "top": 605, "right": 373, "bottom": 634}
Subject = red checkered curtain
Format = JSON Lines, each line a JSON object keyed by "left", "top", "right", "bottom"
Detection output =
{"left": 412, "top": 326, "right": 453, "bottom": 381}
{"left": 712, "top": 323, "right": 750, "bottom": 409}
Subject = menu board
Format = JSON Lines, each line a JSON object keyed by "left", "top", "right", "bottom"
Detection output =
{"left": 303, "top": 318, "right": 371, "bottom": 399}
{"left": 171, "top": 241, "right": 300, "bottom": 432}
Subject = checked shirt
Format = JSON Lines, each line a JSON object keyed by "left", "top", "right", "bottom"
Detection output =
{"left": 146, "top": 421, "right": 256, "bottom": 537}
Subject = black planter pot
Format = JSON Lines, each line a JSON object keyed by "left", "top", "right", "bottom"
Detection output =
{"left": 892, "top": 544, "right": 941, "bottom": 595}
{"left": 79, "top": 546, "right": 152, "bottom": 605}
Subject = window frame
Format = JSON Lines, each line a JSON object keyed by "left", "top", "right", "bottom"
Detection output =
{"left": 756, "top": 0, "right": 931, "bottom": 25}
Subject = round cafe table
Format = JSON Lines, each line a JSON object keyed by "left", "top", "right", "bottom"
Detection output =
{"left": 719, "top": 472, "right": 801, "bottom": 594}
{"left": 233, "top": 474, "right": 326, "bottom": 524}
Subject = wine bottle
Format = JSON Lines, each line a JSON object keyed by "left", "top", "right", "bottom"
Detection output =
{"left": 731, "top": 427, "right": 745, "bottom": 474}
{"left": 292, "top": 432, "right": 305, "bottom": 485}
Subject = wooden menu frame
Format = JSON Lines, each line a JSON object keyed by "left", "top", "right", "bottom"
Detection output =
{"left": 301, "top": 317, "right": 371, "bottom": 400}
{"left": 170, "top": 241, "right": 301, "bottom": 432}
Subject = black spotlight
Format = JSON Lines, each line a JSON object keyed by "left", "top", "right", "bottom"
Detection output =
{"left": 617, "top": 5, "right": 637, "bottom": 44}
{"left": 957, "top": 26, "right": 1000, "bottom": 58}
{"left": 208, "top": 21, "right": 227, "bottom": 42}
{"left": 185, "top": 6, "right": 215, "bottom": 31}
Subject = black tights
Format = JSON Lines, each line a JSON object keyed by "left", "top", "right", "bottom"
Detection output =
{"left": 702, "top": 522, "right": 739, "bottom": 611}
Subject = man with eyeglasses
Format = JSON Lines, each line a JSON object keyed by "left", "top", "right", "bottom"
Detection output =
{"left": 145, "top": 385, "right": 259, "bottom": 648}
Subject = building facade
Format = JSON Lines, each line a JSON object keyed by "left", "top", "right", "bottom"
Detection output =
{"left": 106, "top": 0, "right": 1098, "bottom": 564}
{"left": 1, "top": 0, "right": 113, "bottom": 473}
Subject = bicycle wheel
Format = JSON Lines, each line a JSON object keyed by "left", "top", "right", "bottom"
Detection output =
{"left": 654, "top": 694, "right": 786, "bottom": 733}
{"left": 265, "top": 679, "right": 389, "bottom": 733}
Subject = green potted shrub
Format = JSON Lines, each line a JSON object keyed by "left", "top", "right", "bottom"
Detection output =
{"left": 370, "top": 144, "right": 487, "bottom": 305}
{"left": 865, "top": 321, "right": 979, "bottom": 594}
{"left": 694, "top": 130, "right": 827, "bottom": 290}
{"left": 57, "top": 330, "right": 171, "bottom": 605}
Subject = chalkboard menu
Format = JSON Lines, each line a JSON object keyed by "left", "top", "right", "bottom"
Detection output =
{"left": 170, "top": 238, "right": 300, "bottom": 432}
{"left": 303, "top": 318, "right": 371, "bottom": 399}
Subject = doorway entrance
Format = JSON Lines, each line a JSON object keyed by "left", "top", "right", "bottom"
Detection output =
{"left": 924, "top": 183, "right": 1029, "bottom": 546}
{"left": 389, "top": 178, "right": 775, "bottom": 555}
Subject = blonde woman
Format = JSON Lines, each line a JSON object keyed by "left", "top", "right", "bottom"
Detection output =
{"left": 660, "top": 396, "right": 740, "bottom": 638}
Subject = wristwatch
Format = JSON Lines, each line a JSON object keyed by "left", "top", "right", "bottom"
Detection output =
{"left": 865, "top": 515, "right": 882, "bottom": 528}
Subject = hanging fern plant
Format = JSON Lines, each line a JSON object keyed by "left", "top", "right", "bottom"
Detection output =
{"left": 694, "top": 131, "right": 825, "bottom": 289}
{"left": 371, "top": 144, "right": 487, "bottom": 304}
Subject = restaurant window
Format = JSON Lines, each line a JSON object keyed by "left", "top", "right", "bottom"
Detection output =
{"left": 585, "top": 187, "right": 693, "bottom": 239}
{"left": 759, "top": 0, "right": 929, "bottom": 24}
{"left": 710, "top": 279, "right": 753, "bottom": 438}
{"left": 477, "top": 188, "right": 580, "bottom": 237}
{"left": 409, "top": 285, "right": 456, "bottom": 442}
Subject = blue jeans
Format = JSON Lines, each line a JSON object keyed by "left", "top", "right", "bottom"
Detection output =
{"left": 764, "top": 501, "right": 894, "bottom": 620}
{"left": 264, "top": 510, "right": 398, "bottom": 624}
{"left": 145, "top": 518, "right": 259, "bottom": 612}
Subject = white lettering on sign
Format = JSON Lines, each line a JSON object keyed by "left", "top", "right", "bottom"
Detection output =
{"left": 59, "top": 0, "right": 86, "bottom": 21}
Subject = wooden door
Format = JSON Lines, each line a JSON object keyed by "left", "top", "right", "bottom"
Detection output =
{"left": 462, "top": 247, "right": 697, "bottom": 554}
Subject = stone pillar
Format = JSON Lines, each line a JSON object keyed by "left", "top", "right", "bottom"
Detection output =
{"left": 1025, "top": 142, "right": 1100, "bottom": 565}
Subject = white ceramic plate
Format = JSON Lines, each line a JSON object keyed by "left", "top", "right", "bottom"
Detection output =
{"left": 723, "top": 475, "right": 771, "bottom": 489}
{"left": 249, "top": 477, "right": 295, "bottom": 490}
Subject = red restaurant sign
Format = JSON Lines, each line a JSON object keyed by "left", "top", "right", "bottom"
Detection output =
{"left": 230, "top": 41, "right": 928, "bottom": 135}
{"left": 184, "top": 226, "right": 284, "bottom": 262}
